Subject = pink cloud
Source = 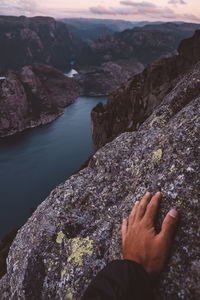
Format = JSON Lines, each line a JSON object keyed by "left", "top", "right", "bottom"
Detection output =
{"left": 168, "top": 0, "right": 186, "bottom": 5}
{"left": 90, "top": 5, "right": 115, "bottom": 15}
{"left": 120, "top": 1, "right": 156, "bottom": 8}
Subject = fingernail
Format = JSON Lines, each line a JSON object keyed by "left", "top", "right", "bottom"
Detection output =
{"left": 169, "top": 209, "right": 178, "bottom": 219}
{"left": 156, "top": 191, "right": 162, "bottom": 196}
{"left": 135, "top": 201, "right": 140, "bottom": 205}
{"left": 146, "top": 192, "right": 151, "bottom": 196}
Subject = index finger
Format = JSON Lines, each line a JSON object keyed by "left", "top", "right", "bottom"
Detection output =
{"left": 143, "top": 192, "right": 162, "bottom": 225}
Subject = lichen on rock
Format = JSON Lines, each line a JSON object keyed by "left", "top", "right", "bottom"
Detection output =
{"left": 0, "top": 34, "right": 200, "bottom": 300}
{"left": 67, "top": 237, "right": 94, "bottom": 266}
{"left": 152, "top": 149, "right": 163, "bottom": 164}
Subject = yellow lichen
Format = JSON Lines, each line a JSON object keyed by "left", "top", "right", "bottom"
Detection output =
{"left": 67, "top": 237, "right": 94, "bottom": 266}
{"left": 149, "top": 116, "right": 166, "bottom": 128}
{"left": 152, "top": 149, "right": 162, "bottom": 163}
{"left": 66, "top": 292, "right": 73, "bottom": 300}
{"left": 61, "top": 266, "right": 68, "bottom": 279}
{"left": 56, "top": 231, "right": 65, "bottom": 244}
{"left": 136, "top": 168, "right": 140, "bottom": 176}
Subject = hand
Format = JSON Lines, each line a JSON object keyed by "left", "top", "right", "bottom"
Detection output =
{"left": 121, "top": 192, "right": 178, "bottom": 277}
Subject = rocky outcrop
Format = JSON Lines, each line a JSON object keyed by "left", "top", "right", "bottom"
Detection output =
{"left": 0, "top": 64, "right": 82, "bottom": 138}
{"left": 91, "top": 30, "right": 200, "bottom": 152}
{"left": 76, "top": 22, "right": 200, "bottom": 70}
{"left": 81, "top": 62, "right": 132, "bottom": 96}
{"left": 0, "top": 16, "right": 77, "bottom": 71}
{"left": 0, "top": 55, "right": 199, "bottom": 299}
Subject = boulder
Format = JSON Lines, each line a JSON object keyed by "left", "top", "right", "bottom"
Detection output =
{"left": 0, "top": 60, "right": 199, "bottom": 299}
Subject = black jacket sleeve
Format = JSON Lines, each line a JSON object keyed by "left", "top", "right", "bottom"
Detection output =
{"left": 82, "top": 260, "right": 154, "bottom": 300}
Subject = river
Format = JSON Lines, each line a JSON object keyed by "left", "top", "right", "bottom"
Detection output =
{"left": 0, "top": 96, "right": 107, "bottom": 237}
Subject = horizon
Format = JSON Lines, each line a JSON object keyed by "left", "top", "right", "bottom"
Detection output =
{"left": 0, "top": 1, "right": 200, "bottom": 23}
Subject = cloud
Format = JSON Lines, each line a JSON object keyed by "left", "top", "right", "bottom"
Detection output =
{"left": 90, "top": 5, "right": 114, "bottom": 15}
{"left": 90, "top": 3, "right": 175, "bottom": 18}
{"left": 90, "top": 5, "right": 135, "bottom": 16}
{"left": 168, "top": 0, "right": 186, "bottom": 5}
{"left": 0, "top": 0, "right": 39, "bottom": 16}
{"left": 120, "top": 1, "right": 156, "bottom": 8}
{"left": 182, "top": 13, "right": 200, "bottom": 22}
{"left": 89, "top": 1, "right": 200, "bottom": 23}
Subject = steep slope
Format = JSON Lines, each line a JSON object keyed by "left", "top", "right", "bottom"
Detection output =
{"left": 60, "top": 20, "right": 115, "bottom": 43}
{"left": 0, "top": 57, "right": 199, "bottom": 299}
{"left": 0, "top": 64, "right": 82, "bottom": 138}
{"left": 80, "top": 62, "right": 132, "bottom": 96}
{"left": 77, "top": 22, "right": 200, "bottom": 71}
{"left": 91, "top": 30, "right": 200, "bottom": 152}
{"left": 0, "top": 16, "right": 77, "bottom": 71}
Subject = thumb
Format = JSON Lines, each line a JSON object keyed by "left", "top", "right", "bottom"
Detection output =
{"left": 160, "top": 209, "right": 178, "bottom": 245}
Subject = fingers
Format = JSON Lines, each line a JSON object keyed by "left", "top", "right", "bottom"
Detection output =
{"left": 144, "top": 192, "right": 162, "bottom": 224}
{"left": 135, "top": 192, "right": 152, "bottom": 222}
{"left": 121, "top": 218, "right": 128, "bottom": 246}
{"left": 159, "top": 209, "right": 178, "bottom": 247}
{"left": 129, "top": 201, "right": 139, "bottom": 225}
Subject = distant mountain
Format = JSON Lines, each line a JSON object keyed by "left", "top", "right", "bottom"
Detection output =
{"left": 0, "top": 15, "right": 77, "bottom": 71}
{"left": 61, "top": 21, "right": 115, "bottom": 51}
{"left": 76, "top": 22, "right": 200, "bottom": 72}
{"left": 60, "top": 18, "right": 136, "bottom": 33}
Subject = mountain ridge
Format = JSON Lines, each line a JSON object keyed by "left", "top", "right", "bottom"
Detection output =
{"left": 91, "top": 29, "right": 200, "bottom": 152}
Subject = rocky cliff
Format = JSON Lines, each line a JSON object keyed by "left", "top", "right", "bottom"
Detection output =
{"left": 76, "top": 22, "right": 200, "bottom": 71}
{"left": 0, "top": 34, "right": 199, "bottom": 299}
{"left": 80, "top": 62, "right": 132, "bottom": 96}
{"left": 0, "top": 63, "right": 82, "bottom": 138}
{"left": 91, "top": 30, "right": 200, "bottom": 152}
{"left": 0, "top": 16, "right": 77, "bottom": 71}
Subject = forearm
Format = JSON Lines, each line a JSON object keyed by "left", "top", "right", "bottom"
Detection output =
{"left": 82, "top": 260, "right": 154, "bottom": 300}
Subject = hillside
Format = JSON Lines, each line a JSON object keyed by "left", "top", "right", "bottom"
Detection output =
{"left": 0, "top": 30, "right": 199, "bottom": 299}
{"left": 0, "top": 16, "right": 77, "bottom": 71}
{"left": 77, "top": 22, "right": 200, "bottom": 72}
{"left": 91, "top": 29, "right": 200, "bottom": 152}
{"left": 0, "top": 63, "right": 82, "bottom": 138}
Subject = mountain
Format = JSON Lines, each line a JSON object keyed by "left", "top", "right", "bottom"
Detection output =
{"left": 91, "top": 29, "right": 200, "bottom": 152}
{"left": 60, "top": 18, "right": 137, "bottom": 32}
{"left": 0, "top": 31, "right": 199, "bottom": 300}
{"left": 0, "top": 16, "right": 77, "bottom": 71}
{"left": 0, "top": 63, "right": 82, "bottom": 138}
{"left": 76, "top": 22, "right": 200, "bottom": 72}
{"left": 79, "top": 62, "right": 132, "bottom": 96}
{"left": 60, "top": 19, "right": 115, "bottom": 43}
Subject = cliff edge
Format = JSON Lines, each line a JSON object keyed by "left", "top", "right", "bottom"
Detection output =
{"left": 0, "top": 63, "right": 82, "bottom": 138}
{"left": 91, "top": 30, "right": 200, "bottom": 152}
{"left": 0, "top": 57, "right": 199, "bottom": 298}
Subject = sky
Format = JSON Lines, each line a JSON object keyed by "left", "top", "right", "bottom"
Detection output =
{"left": 0, "top": 0, "right": 200, "bottom": 23}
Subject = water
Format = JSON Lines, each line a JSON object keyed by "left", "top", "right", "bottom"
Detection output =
{"left": 0, "top": 96, "right": 107, "bottom": 237}
{"left": 65, "top": 69, "right": 78, "bottom": 78}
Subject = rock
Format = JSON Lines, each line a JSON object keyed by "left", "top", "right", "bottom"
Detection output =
{"left": 0, "top": 52, "right": 199, "bottom": 299}
{"left": 81, "top": 62, "right": 132, "bottom": 96}
{"left": 91, "top": 30, "right": 200, "bottom": 153}
{"left": 0, "top": 228, "right": 20, "bottom": 280}
{"left": 0, "top": 16, "right": 77, "bottom": 71}
{"left": 76, "top": 22, "right": 200, "bottom": 70}
{"left": 0, "top": 63, "right": 83, "bottom": 138}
